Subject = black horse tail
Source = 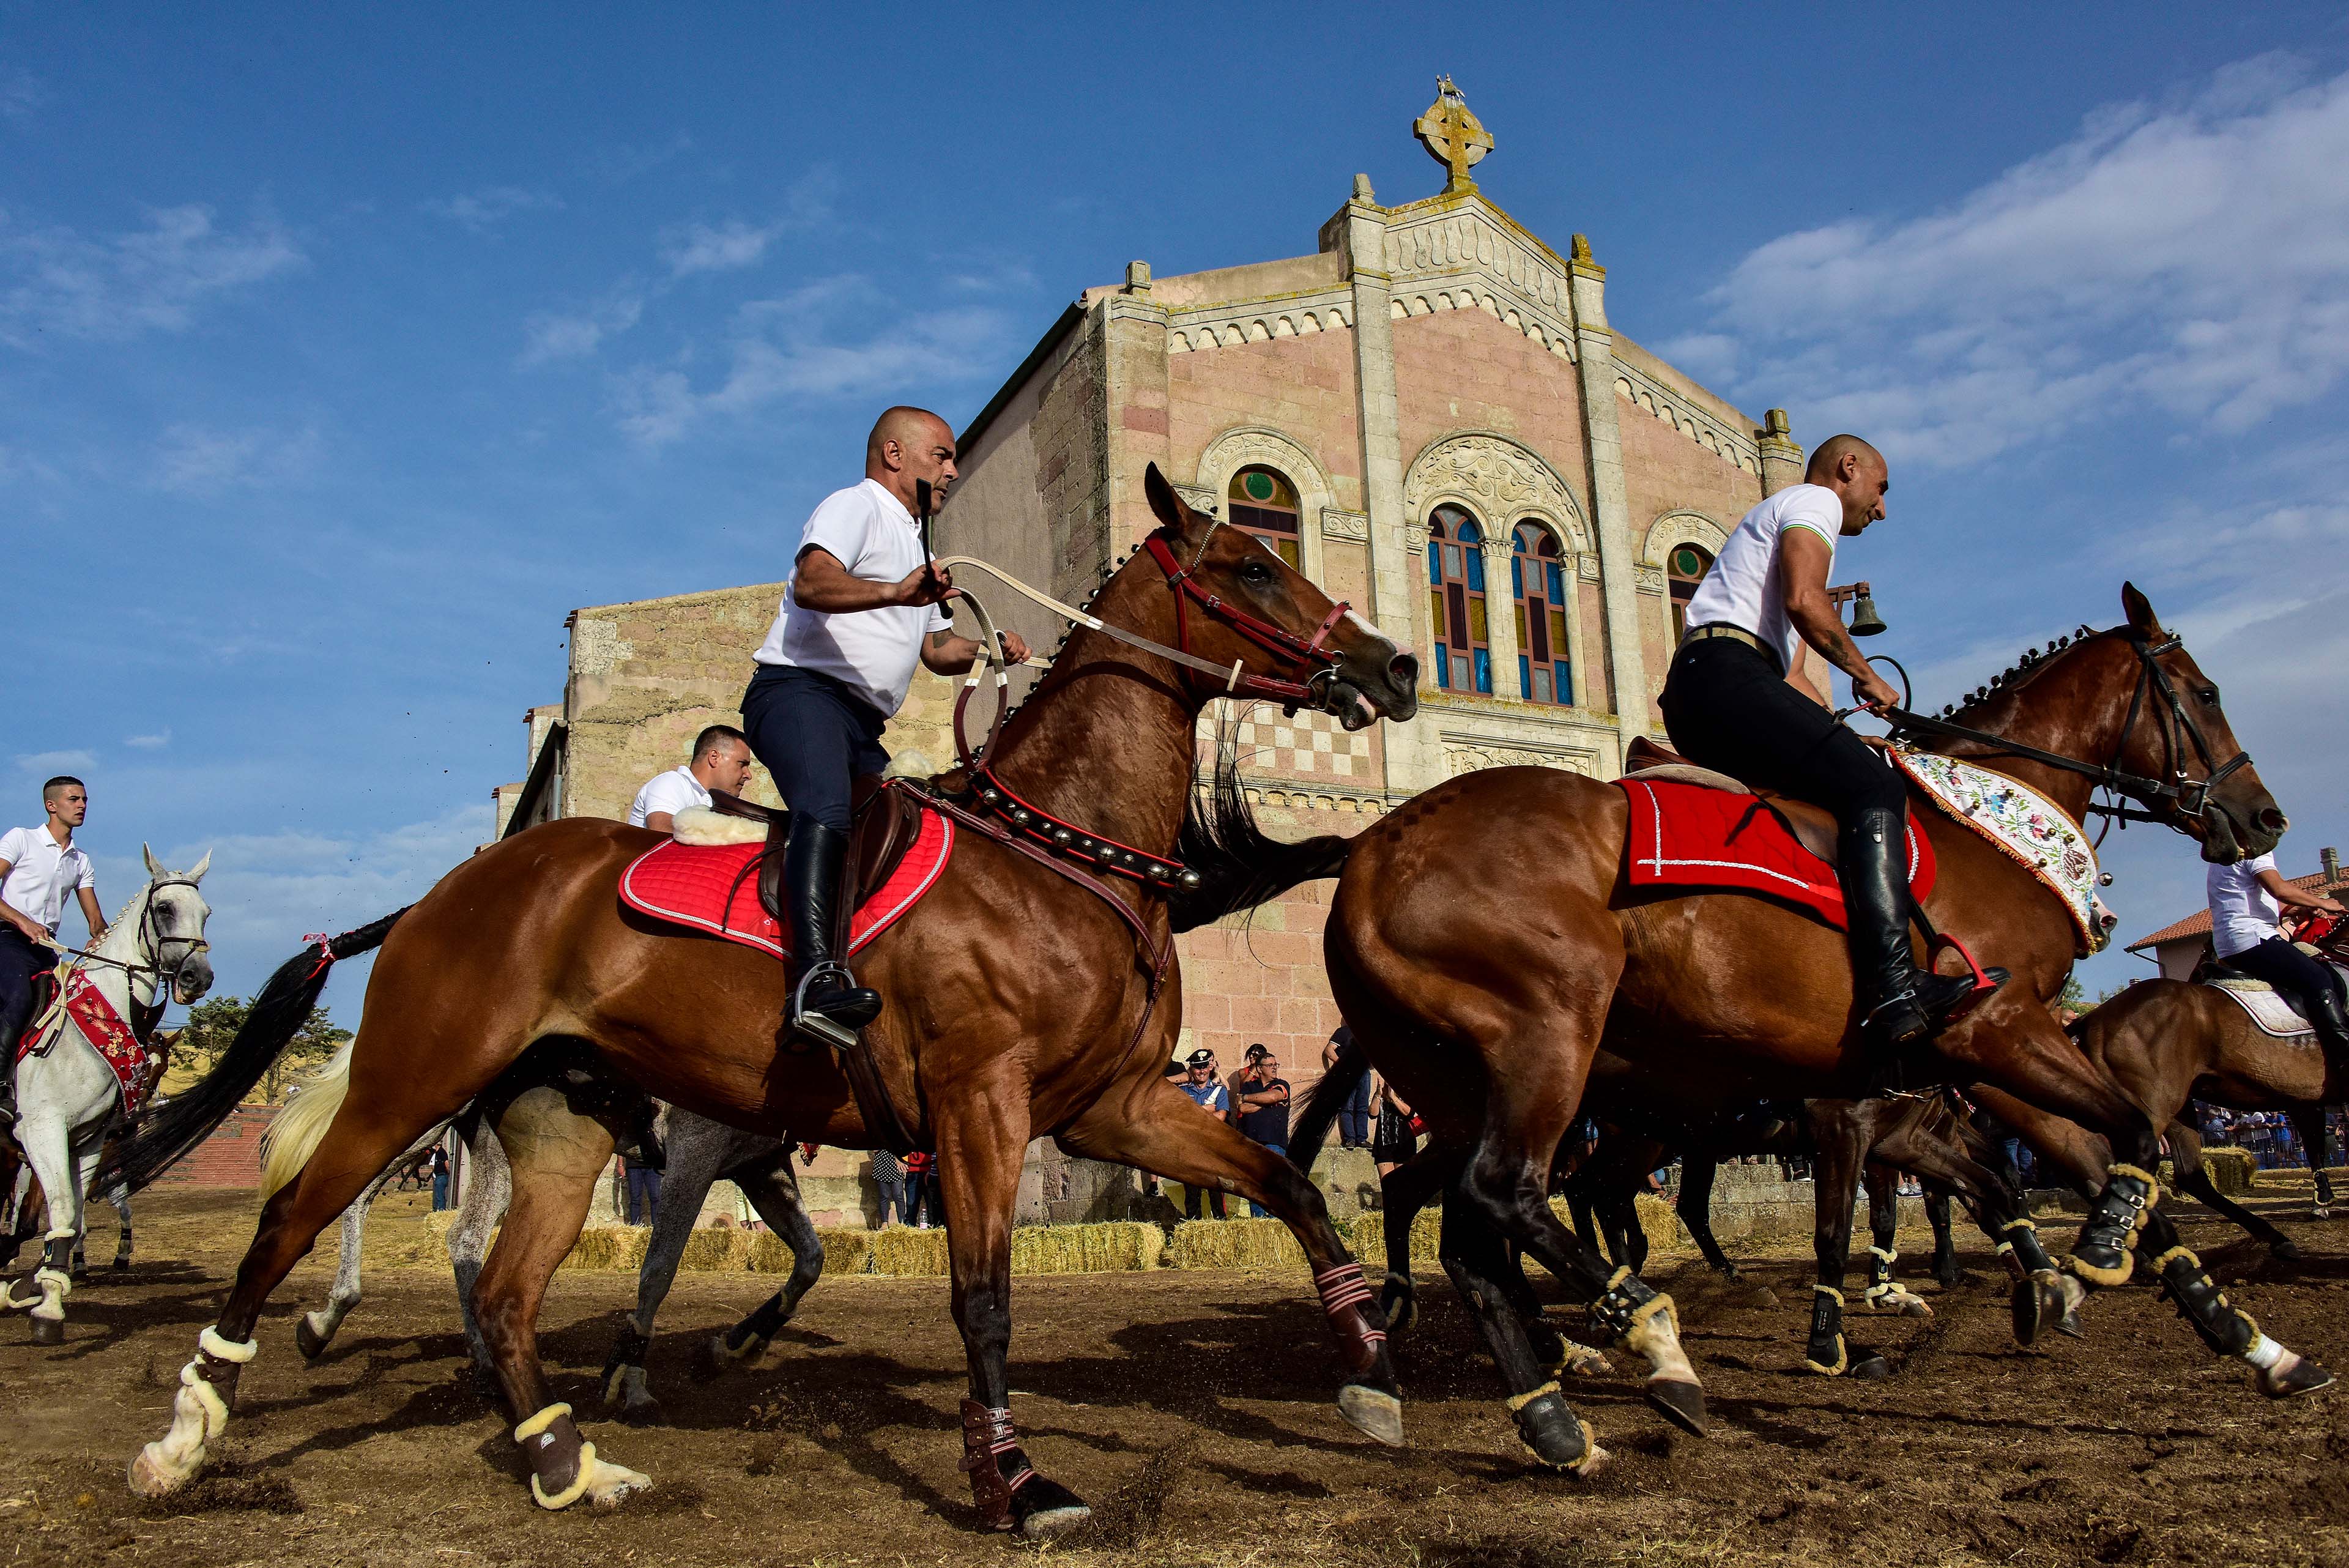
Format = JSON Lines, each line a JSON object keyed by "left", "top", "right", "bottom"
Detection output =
{"left": 101, "top": 909, "right": 410, "bottom": 1195}
{"left": 1286, "top": 1035, "right": 1370, "bottom": 1176}
{"left": 1167, "top": 718, "right": 1356, "bottom": 934}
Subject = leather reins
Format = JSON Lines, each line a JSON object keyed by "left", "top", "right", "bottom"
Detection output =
{"left": 1882, "top": 631, "right": 2253, "bottom": 836}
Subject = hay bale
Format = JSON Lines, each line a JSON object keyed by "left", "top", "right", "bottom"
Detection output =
{"left": 2199, "top": 1146, "right": 2256, "bottom": 1197}
{"left": 1167, "top": 1217, "right": 1305, "bottom": 1271}
{"left": 560, "top": 1227, "right": 649, "bottom": 1273}
{"left": 870, "top": 1224, "right": 952, "bottom": 1277}
{"left": 747, "top": 1227, "right": 872, "bottom": 1277}
{"left": 1346, "top": 1205, "right": 1442, "bottom": 1268}
{"left": 1011, "top": 1221, "right": 1163, "bottom": 1274}
{"left": 677, "top": 1226, "right": 755, "bottom": 1272}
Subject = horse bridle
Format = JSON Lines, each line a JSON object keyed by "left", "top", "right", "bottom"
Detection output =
{"left": 48, "top": 877, "right": 210, "bottom": 1000}
{"left": 1884, "top": 631, "right": 2254, "bottom": 836}
{"left": 1142, "top": 521, "right": 1353, "bottom": 713}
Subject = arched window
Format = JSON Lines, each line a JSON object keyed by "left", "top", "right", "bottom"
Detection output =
{"left": 1667, "top": 543, "right": 1714, "bottom": 641}
{"left": 1425, "top": 505, "right": 1491, "bottom": 694}
{"left": 1511, "top": 523, "right": 1573, "bottom": 706}
{"left": 1226, "top": 466, "right": 1301, "bottom": 568}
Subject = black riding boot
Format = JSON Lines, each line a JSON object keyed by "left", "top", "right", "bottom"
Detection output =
{"left": 2304, "top": 983, "right": 2349, "bottom": 1089}
{"left": 1841, "top": 806, "right": 2002, "bottom": 1086}
{"left": 776, "top": 818, "right": 881, "bottom": 1049}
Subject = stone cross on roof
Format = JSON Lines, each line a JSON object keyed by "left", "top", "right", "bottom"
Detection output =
{"left": 1414, "top": 75, "right": 1493, "bottom": 192}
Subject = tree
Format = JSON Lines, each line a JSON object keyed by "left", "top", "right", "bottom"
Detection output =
{"left": 167, "top": 994, "right": 351, "bottom": 1104}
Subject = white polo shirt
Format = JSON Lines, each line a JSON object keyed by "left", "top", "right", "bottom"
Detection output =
{"left": 753, "top": 478, "right": 951, "bottom": 718}
{"left": 0, "top": 824, "right": 96, "bottom": 935}
{"left": 2208, "top": 852, "right": 2282, "bottom": 959}
{"left": 1682, "top": 483, "right": 1843, "bottom": 672}
{"left": 627, "top": 765, "right": 711, "bottom": 829}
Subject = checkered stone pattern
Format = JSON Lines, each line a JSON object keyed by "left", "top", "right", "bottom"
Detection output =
{"left": 1230, "top": 708, "right": 1372, "bottom": 781}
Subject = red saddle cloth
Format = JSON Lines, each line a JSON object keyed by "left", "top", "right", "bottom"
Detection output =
{"left": 618, "top": 806, "right": 954, "bottom": 960}
{"left": 1618, "top": 778, "right": 1935, "bottom": 929}
{"left": 14, "top": 970, "right": 155, "bottom": 1117}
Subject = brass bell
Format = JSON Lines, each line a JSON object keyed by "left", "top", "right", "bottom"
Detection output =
{"left": 1847, "top": 588, "right": 1888, "bottom": 638}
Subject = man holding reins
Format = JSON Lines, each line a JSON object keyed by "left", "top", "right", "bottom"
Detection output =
{"left": 742, "top": 406, "right": 1030, "bottom": 1046}
{"left": 2206, "top": 850, "right": 2349, "bottom": 1072}
{"left": 1660, "top": 435, "right": 2000, "bottom": 1080}
{"left": 0, "top": 777, "right": 106, "bottom": 1131}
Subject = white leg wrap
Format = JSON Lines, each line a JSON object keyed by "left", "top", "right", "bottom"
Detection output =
{"left": 29, "top": 1267, "right": 70, "bottom": 1321}
{"left": 128, "top": 1364, "right": 226, "bottom": 1495}
{"left": 2246, "top": 1334, "right": 2286, "bottom": 1370}
{"left": 1623, "top": 1294, "right": 1698, "bottom": 1386}
{"left": 199, "top": 1325, "right": 258, "bottom": 1362}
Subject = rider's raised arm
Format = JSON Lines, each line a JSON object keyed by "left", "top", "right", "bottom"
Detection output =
{"left": 1780, "top": 528, "right": 1890, "bottom": 710}
{"left": 793, "top": 544, "right": 947, "bottom": 615}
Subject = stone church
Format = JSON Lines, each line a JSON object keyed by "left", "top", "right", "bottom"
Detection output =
{"left": 492, "top": 85, "right": 1811, "bottom": 1216}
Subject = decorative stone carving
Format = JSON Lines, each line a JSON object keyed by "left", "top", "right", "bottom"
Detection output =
{"left": 1643, "top": 510, "right": 1729, "bottom": 567}
{"left": 1194, "top": 427, "right": 1333, "bottom": 581}
{"left": 1165, "top": 297, "right": 1354, "bottom": 354}
{"left": 1319, "top": 507, "right": 1369, "bottom": 543}
{"left": 1576, "top": 554, "right": 1602, "bottom": 582}
{"left": 1633, "top": 565, "right": 1666, "bottom": 595}
{"left": 1403, "top": 433, "right": 1587, "bottom": 547}
{"left": 1441, "top": 740, "right": 1598, "bottom": 778}
{"left": 1613, "top": 363, "right": 1764, "bottom": 476}
{"left": 1171, "top": 483, "right": 1217, "bottom": 515}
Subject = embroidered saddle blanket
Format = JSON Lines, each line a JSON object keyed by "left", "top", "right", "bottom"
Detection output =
{"left": 1618, "top": 777, "right": 1935, "bottom": 929}
{"left": 618, "top": 804, "right": 954, "bottom": 961}
{"left": 1890, "top": 749, "right": 2111, "bottom": 956}
{"left": 2204, "top": 964, "right": 2349, "bottom": 1039}
{"left": 13, "top": 968, "right": 156, "bottom": 1117}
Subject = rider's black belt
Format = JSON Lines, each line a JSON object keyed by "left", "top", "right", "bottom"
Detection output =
{"left": 1680, "top": 623, "right": 1782, "bottom": 675}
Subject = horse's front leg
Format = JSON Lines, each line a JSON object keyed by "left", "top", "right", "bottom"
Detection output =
{"left": 1060, "top": 1078, "right": 1405, "bottom": 1447}
{"left": 1, "top": 1107, "right": 83, "bottom": 1343}
{"left": 935, "top": 1098, "right": 1091, "bottom": 1540}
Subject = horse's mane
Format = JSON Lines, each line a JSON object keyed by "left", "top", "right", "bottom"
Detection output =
{"left": 1937, "top": 622, "right": 2109, "bottom": 724}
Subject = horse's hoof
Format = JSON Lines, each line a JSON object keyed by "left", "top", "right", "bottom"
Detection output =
{"left": 1847, "top": 1351, "right": 1893, "bottom": 1380}
{"left": 111, "top": 1258, "right": 130, "bottom": 1272}
{"left": 585, "top": 1458, "right": 652, "bottom": 1511}
{"left": 1338, "top": 1383, "right": 1405, "bottom": 1447}
{"left": 2011, "top": 1271, "right": 2063, "bottom": 1347}
{"left": 2313, "top": 1207, "right": 2331, "bottom": 1222}
{"left": 706, "top": 1330, "right": 770, "bottom": 1375}
{"left": 1513, "top": 1393, "right": 1601, "bottom": 1474}
{"left": 295, "top": 1315, "right": 330, "bottom": 1361}
{"left": 29, "top": 1315, "right": 62, "bottom": 1345}
{"left": 2273, "top": 1239, "right": 2306, "bottom": 1260}
{"left": 127, "top": 1446, "right": 193, "bottom": 1499}
{"left": 2259, "top": 1353, "right": 2334, "bottom": 1399}
{"left": 1012, "top": 1477, "right": 1093, "bottom": 1540}
{"left": 1643, "top": 1379, "right": 1708, "bottom": 1436}
{"left": 2055, "top": 1273, "right": 2088, "bottom": 1340}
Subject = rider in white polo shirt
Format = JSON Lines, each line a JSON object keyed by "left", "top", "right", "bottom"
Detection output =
{"left": 0, "top": 776, "right": 106, "bottom": 1129}
{"left": 740, "top": 406, "right": 1030, "bottom": 1046}
{"left": 2207, "top": 850, "right": 2349, "bottom": 1069}
{"left": 627, "top": 725, "right": 755, "bottom": 834}
{"left": 1659, "top": 434, "right": 2003, "bottom": 1085}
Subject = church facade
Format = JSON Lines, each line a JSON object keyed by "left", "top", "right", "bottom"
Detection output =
{"left": 497, "top": 86, "right": 1809, "bottom": 1127}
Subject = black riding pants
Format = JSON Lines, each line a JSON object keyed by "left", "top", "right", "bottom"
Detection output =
{"left": 1658, "top": 637, "right": 1907, "bottom": 819}
{"left": 2224, "top": 937, "right": 2348, "bottom": 1027}
{"left": 739, "top": 664, "right": 892, "bottom": 833}
{"left": 0, "top": 927, "right": 48, "bottom": 1058}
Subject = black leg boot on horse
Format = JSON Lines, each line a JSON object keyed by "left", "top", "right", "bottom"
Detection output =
{"left": 1842, "top": 806, "right": 2006, "bottom": 1092}
{"left": 762, "top": 817, "right": 881, "bottom": 1051}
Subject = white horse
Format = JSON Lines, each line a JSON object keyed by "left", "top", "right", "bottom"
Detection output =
{"left": 1, "top": 847, "right": 213, "bottom": 1342}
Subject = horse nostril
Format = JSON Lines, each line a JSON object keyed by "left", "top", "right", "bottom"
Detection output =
{"left": 2259, "top": 807, "right": 2288, "bottom": 833}
{"left": 1389, "top": 652, "right": 1419, "bottom": 689}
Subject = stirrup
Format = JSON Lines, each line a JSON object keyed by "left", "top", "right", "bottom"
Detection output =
{"left": 791, "top": 964, "right": 878, "bottom": 1052}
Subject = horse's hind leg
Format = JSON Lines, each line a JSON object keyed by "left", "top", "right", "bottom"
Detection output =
{"left": 300, "top": 1172, "right": 392, "bottom": 1361}
{"left": 2134, "top": 1202, "right": 2334, "bottom": 1397}
{"left": 108, "top": 1184, "right": 132, "bottom": 1271}
{"left": 601, "top": 1110, "right": 732, "bottom": 1424}
{"left": 708, "top": 1148, "right": 824, "bottom": 1373}
{"left": 448, "top": 1113, "right": 510, "bottom": 1373}
{"left": 1924, "top": 1184, "right": 1958, "bottom": 1286}
{"left": 2, "top": 1112, "right": 85, "bottom": 1344}
{"left": 472, "top": 1085, "right": 648, "bottom": 1510}
{"left": 1439, "top": 1186, "right": 1609, "bottom": 1473}
{"left": 1375, "top": 1144, "right": 1455, "bottom": 1334}
{"left": 2165, "top": 1121, "right": 2299, "bottom": 1257}
{"left": 1676, "top": 1152, "right": 1738, "bottom": 1277}
{"left": 1858, "top": 1160, "right": 1929, "bottom": 1318}
{"left": 1797, "top": 1104, "right": 1883, "bottom": 1378}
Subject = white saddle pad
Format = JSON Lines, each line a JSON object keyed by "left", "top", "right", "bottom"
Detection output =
{"left": 2206, "top": 977, "right": 2318, "bottom": 1039}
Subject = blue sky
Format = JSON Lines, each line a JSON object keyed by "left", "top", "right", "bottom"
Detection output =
{"left": 6, "top": 2, "right": 2347, "bottom": 1016}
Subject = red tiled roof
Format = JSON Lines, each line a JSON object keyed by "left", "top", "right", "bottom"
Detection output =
{"left": 2126, "top": 868, "right": 2348, "bottom": 952}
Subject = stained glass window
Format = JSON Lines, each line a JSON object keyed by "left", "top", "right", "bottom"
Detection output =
{"left": 1668, "top": 543, "right": 1715, "bottom": 642}
{"left": 1425, "top": 505, "right": 1492, "bottom": 694}
{"left": 1511, "top": 522, "right": 1573, "bottom": 706}
{"left": 1226, "top": 466, "right": 1301, "bottom": 568}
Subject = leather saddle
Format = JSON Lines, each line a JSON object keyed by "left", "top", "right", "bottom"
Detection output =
{"left": 705, "top": 777, "right": 925, "bottom": 943}
{"left": 1622, "top": 735, "right": 1842, "bottom": 868}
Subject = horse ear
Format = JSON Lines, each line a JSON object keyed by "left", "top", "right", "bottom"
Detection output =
{"left": 1143, "top": 463, "right": 1190, "bottom": 533}
{"left": 143, "top": 843, "right": 164, "bottom": 878}
{"left": 2121, "top": 581, "right": 2164, "bottom": 638}
{"left": 188, "top": 848, "right": 212, "bottom": 882}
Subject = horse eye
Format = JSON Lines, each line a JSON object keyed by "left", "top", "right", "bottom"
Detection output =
{"left": 1240, "top": 560, "right": 1274, "bottom": 584}
{"left": 2199, "top": 687, "right": 2219, "bottom": 705}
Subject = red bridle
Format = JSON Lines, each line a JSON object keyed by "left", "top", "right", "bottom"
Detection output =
{"left": 1142, "top": 532, "right": 1351, "bottom": 709}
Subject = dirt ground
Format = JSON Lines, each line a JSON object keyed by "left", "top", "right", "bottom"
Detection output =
{"left": 6, "top": 1184, "right": 2349, "bottom": 1568}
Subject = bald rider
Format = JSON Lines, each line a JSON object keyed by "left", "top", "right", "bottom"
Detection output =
{"left": 0, "top": 776, "right": 106, "bottom": 1131}
{"left": 628, "top": 725, "right": 755, "bottom": 836}
{"left": 741, "top": 405, "right": 1032, "bottom": 1046}
{"left": 1660, "top": 435, "right": 2004, "bottom": 1080}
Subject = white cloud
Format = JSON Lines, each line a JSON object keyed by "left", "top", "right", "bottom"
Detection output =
{"left": 608, "top": 280, "right": 1009, "bottom": 447}
{"left": 152, "top": 422, "right": 321, "bottom": 494}
{"left": 0, "top": 203, "right": 304, "bottom": 346}
{"left": 422, "top": 185, "right": 563, "bottom": 234}
{"left": 519, "top": 291, "right": 644, "bottom": 366}
{"left": 662, "top": 218, "right": 784, "bottom": 278}
{"left": 1686, "top": 56, "right": 2349, "bottom": 467}
{"left": 124, "top": 730, "right": 171, "bottom": 750}
{"left": 17, "top": 749, "right": 95, "bottom": 774}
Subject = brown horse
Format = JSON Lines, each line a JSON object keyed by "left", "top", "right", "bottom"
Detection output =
{"left": 1312, "top": 585, "right": 2329, "bottom": 1467}
{"left": 116, "top": 465, "right": 1419, "bottom": 1534}
{"left": 1979, "top": 975, "right": 2343, "bottom": 1260}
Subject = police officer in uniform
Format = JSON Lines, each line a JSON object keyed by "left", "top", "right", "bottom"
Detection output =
{"left": 1660, "top": 436, "right": 2000, "bottom": 1072}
